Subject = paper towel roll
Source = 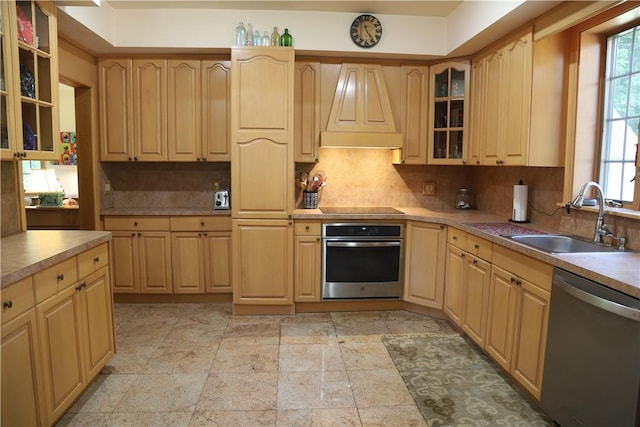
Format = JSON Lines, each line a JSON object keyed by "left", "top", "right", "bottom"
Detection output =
{"left": 512, "top": 185, "right": 528, "bottom": 222}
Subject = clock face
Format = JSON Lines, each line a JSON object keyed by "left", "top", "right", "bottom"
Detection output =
{"left": 350, "top": 14, "right": 382, "bottom": 48}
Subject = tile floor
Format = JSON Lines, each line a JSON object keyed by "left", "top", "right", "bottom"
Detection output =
{"left": 57, "top": 304, "right": 464, "bottom": 426}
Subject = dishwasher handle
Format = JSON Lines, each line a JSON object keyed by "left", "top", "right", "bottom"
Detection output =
{"left": 554, "top": 275, "right": 640, "bottom": 322}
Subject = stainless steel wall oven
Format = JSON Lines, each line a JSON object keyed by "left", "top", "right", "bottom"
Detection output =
{"left": 322, "top": 223, "right": 403, "bottom": 299}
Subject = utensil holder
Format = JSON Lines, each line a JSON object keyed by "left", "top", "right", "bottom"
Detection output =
{"left": 303, "top": 191, "right": 318, "bottom": 209}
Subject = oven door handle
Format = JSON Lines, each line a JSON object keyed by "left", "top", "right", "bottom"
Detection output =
{"left": 325, "top": 241, "right": 401, "bottom": 248}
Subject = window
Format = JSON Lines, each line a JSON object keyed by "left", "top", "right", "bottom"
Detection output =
{"left": 599, "top": 24, "right": 640, "bottom": 203}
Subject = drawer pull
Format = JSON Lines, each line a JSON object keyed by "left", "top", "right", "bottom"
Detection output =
{"left": 76, "top": 282, "right": 87, "bottom": 292}
{"left": 3, "top": 301, "right": 13, "bottom": 309}
{"left": 134, "top": 221, "right": 138, "bottom": 226}
{"left": 57, "top": 274, "right": 64, "bottom": 281}
{"left": 305, "top": 226, "right": 310, "bottom": 231}
{"left": 474, "top": 244, "right": 480, "bottom": 249}
{"left": 94, "top": 256, "right": 100, "bottom": 263}
{"left": 473, "top": 259, "right": 478, "bottom": 265}
{"left": 201, "top": 221, "right": 205, "bottom": 226}
{"left": 453, "top": 236, "right": 458, "bottom": 240}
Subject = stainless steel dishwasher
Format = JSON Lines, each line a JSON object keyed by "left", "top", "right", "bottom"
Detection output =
{"left": 540, "top": 268, "right": 640, "bottom": 427}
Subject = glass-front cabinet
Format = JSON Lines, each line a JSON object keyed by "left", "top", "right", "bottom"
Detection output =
{"left": 1, "top": 0, "right": 58, "bottom": 161}
{"left": 428, "top": 61, "right": 470, "bottom": 164}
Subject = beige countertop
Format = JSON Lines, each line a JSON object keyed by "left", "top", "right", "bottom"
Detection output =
{"left": 1, "top": 230, "right": 112, "bottom": 288}
{"left": 101, "top": 207, "right": 231, "bottom": 216}
{"left": 294, "top": 207, "right": 640, "bottom": 299}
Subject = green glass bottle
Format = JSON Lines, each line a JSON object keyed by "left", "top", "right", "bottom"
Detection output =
{"left": 280, "top": 28, "right": 293, "bottom": 47}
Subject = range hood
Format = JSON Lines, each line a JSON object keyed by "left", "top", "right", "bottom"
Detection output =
{"left": 321, "top": 63, "right": 403, "bottom": 149}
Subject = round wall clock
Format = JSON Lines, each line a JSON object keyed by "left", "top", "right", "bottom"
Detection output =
{"left": 350, "top": 14, "right": 382, "bottom": 48}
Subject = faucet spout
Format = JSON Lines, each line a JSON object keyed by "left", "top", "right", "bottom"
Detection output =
{"left": 570, "top": 181, "right": 606, "bottom": 242}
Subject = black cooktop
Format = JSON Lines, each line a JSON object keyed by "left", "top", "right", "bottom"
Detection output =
{"left": 319, "top": 207, "right": 404, "bottom": 215}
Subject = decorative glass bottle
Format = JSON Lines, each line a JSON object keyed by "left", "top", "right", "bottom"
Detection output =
{"left": 253, "top": 30, "right": 261, "bottom": 46}
{"left": 280, "top": 28, "right": 293, "bottom": 47}
{"left": 262, "top": 31, "right": 271, "bottom": 46}
{"left": 245, "top": 23, "right": 253, "bottom": 46}
{"left": 271, "top": 26, "right": 280, "bottom": 46}
{"left": 234, "top": 22, "right": 246, "bottom": 46}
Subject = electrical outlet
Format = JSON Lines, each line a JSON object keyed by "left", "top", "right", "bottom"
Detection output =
{"left": 103, "top": 181, "right": 111, "bottom": 195}
{"left": 423, "top": 181, "right": 436, "bottom": 196}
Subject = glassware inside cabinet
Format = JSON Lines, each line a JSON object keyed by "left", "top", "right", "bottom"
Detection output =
{"left": 435, "top": 70, "right": 448, "bottom": 97}
{"left": 34, "top": 2, "right": 50, "bottom": 53}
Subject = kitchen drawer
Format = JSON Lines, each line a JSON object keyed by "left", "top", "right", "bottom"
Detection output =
{"left": 170, "top": 216, "right": 232, "bottom": 231}
{"left": 294, "top": 222, "right": 321, "bottom": 236}
{"left": 447, "top": 227, "right": 467, "bottom": 250}
{"left": 466, "top": 234, "right": 493, "bottom": 262}
{"left": 34, "top": 257, "right": 78, "bottom": 303}
{"left": 77, "top": 243, "right": 109, "bottom": 279}
{"left": 1, "top": 277, "right": 35, "bottom": 325}
{"left": 492, "top": 244, "right": 552, "bottom": 291}
{"left": 104, "top": 216, "right": 170, "bottom": 231}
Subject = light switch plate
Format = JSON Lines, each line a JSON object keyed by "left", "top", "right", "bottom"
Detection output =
{"left": 423, "top": 181, "right": 436, "bottom": 196}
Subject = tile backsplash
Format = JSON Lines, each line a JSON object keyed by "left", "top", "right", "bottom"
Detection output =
{"left": 101, "top": 150, "right": 639, "bottom": 250}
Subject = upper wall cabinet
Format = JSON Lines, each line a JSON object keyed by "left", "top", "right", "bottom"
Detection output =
{"left": 396, "top": 65, "right": 429, "bottom": 164}
{"left": 469, "top": 28, "right": 565, "bottom": 166}
{"left": 1, "top": 0, "right": 59, "bottom": 161}
{"left": 99, "top": 57, "right": 231, "bottom": 162}
{"left": 294, "top": 61, "right": 320, "bottom": 163}
{"left": 202, "top": 60, "right": 231, "bottom": 162}
{"left": 427, "top": 61, "right": 470, "bottom": 165}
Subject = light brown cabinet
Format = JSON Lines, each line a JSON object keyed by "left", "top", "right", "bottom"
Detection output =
{"left": 231, "top": 47, "right": 295, "bottom": 311}
{"left": 168, "top": 59, "right": 200, "bottom": 161}
{"left": 444, "top": 228, "right": 493, "bottom": 348}
{"left": 1, "top": 277, "right": 44, "bottom": 427}
{"left": 100, "top": 58, "right": 231, "bottom": 162}
{"left": 485, "top": 244, "right": 551, "bottom": 399}
{"left": 1, "top": 0, "right": 59, "bottom": 161}
{"left": 1, "top": 242, "right": 115, "bottom": 427}
{"left": 469, "top": 28, "right": 565, "bottom": 166}
{"left": 231, "top": 47, "right": 295, "bottom": 219}
{"left": 202, "top": 60, "right": 231, "bottom": 161}
{"left": 396, "top": 65, "right": 429, "bottom": 164}
{"left": 99, "top": 58, "right": 167, "bottom": 161}
{"left": 232, "top": 219, "right": 293, "bottom": 306}
{"left": 170, "top": 216, "right": 232, "bottom": 294}
{"left": 104, "top": 216, "right": 172, "bottom": 293}
{"left": 294, "top": 61, "right": 321, "bottom": 163}
{"left": 427, "top": 61, "right": 469, "bottom": 164}
{"left": 403, "top": 222, "right": 446, "bottom": 308}
{"left": 294, "top": 221, "right": 321, "bottom": 302}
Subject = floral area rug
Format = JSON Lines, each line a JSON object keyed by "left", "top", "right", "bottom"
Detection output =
{"left": 382, "top": 334, "right": 551, "bottom": 426}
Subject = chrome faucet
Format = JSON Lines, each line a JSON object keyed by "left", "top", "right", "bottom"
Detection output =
{"left": 571, "top": 181, "right": 626, "bottom": 249}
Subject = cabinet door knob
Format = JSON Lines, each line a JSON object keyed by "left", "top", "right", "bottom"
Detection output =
{"left": 474, "top": 244, "right": 479, "bottom": 249}
{"left": 128, "top": 157, "right": 133, "bottom": 161}
{"left": 473, "top": 259, "right": 478, "bottom": 265}
{"left": 137, "top": 232, "right": 142, "bottom": 237}
{"left": 460, "top": 253, "right": 465, "bottom": 258}
{"left": 511, "top": 277, "right": 516, "bottom": 283}
{"left": 131, "top": 232, "right": 136, "bottom": 237}
{"left": 201, "top": 221, "right": 205, "bottom": 226}
{"left": 202, "top": 157, "right": 206, "bottom": 161}
{"left": 134, "top": 221, "right": 138, "bottom": 226}
{"left": 3, "top": 301, "right": 13, "bottom": 309}
{"left": 305, "top": 226, "right": 310, "bottom": 231}
{"left": 57, "top": 274, "right": 64, "bottom": 281}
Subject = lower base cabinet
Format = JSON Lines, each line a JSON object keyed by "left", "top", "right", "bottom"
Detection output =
{"left": 293, "top": 222, "right": 321, "bottom": 302}
{"left": 37, "top": 266, "right": 115, "bottom": 426}
{"left": 403, "top": 222, "right": 447, "bottom": 308}
{"left": 232, "top": 219, "right": 293, "bottom": 306}
{"left": 1, "top": 308, "right": 45, "bottom": 427}
{"left": 485, "top": 245, "right": 551, "bottom": 399}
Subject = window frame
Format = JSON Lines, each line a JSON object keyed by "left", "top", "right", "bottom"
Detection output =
{"left": 564, "top": 5, "right": 640, "bottom": 214}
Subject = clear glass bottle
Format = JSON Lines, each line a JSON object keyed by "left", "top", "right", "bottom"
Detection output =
{"left": 262, "top": 31, "right": 271, "bottom": 46}
{"left": 234, "top": 22, "right": 246, "bottom": 46}
{"left": 271, "top": 26, "right": 280, "bottom": 46}
{"left": 253, "top": 30, "right": 261, "bottom": 46}
{"left": 455, "top": 188, "right": 475, "bottom": 210}
{"left": 245, "top": 23, "right": 253, "bottom": 46}
{"left": 280, "top": 28, "right": 293, "bottom": 47}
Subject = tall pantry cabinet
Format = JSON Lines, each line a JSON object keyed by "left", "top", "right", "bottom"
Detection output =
{"left": 230, "top": 47, "right": 295, "bottom": 314}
